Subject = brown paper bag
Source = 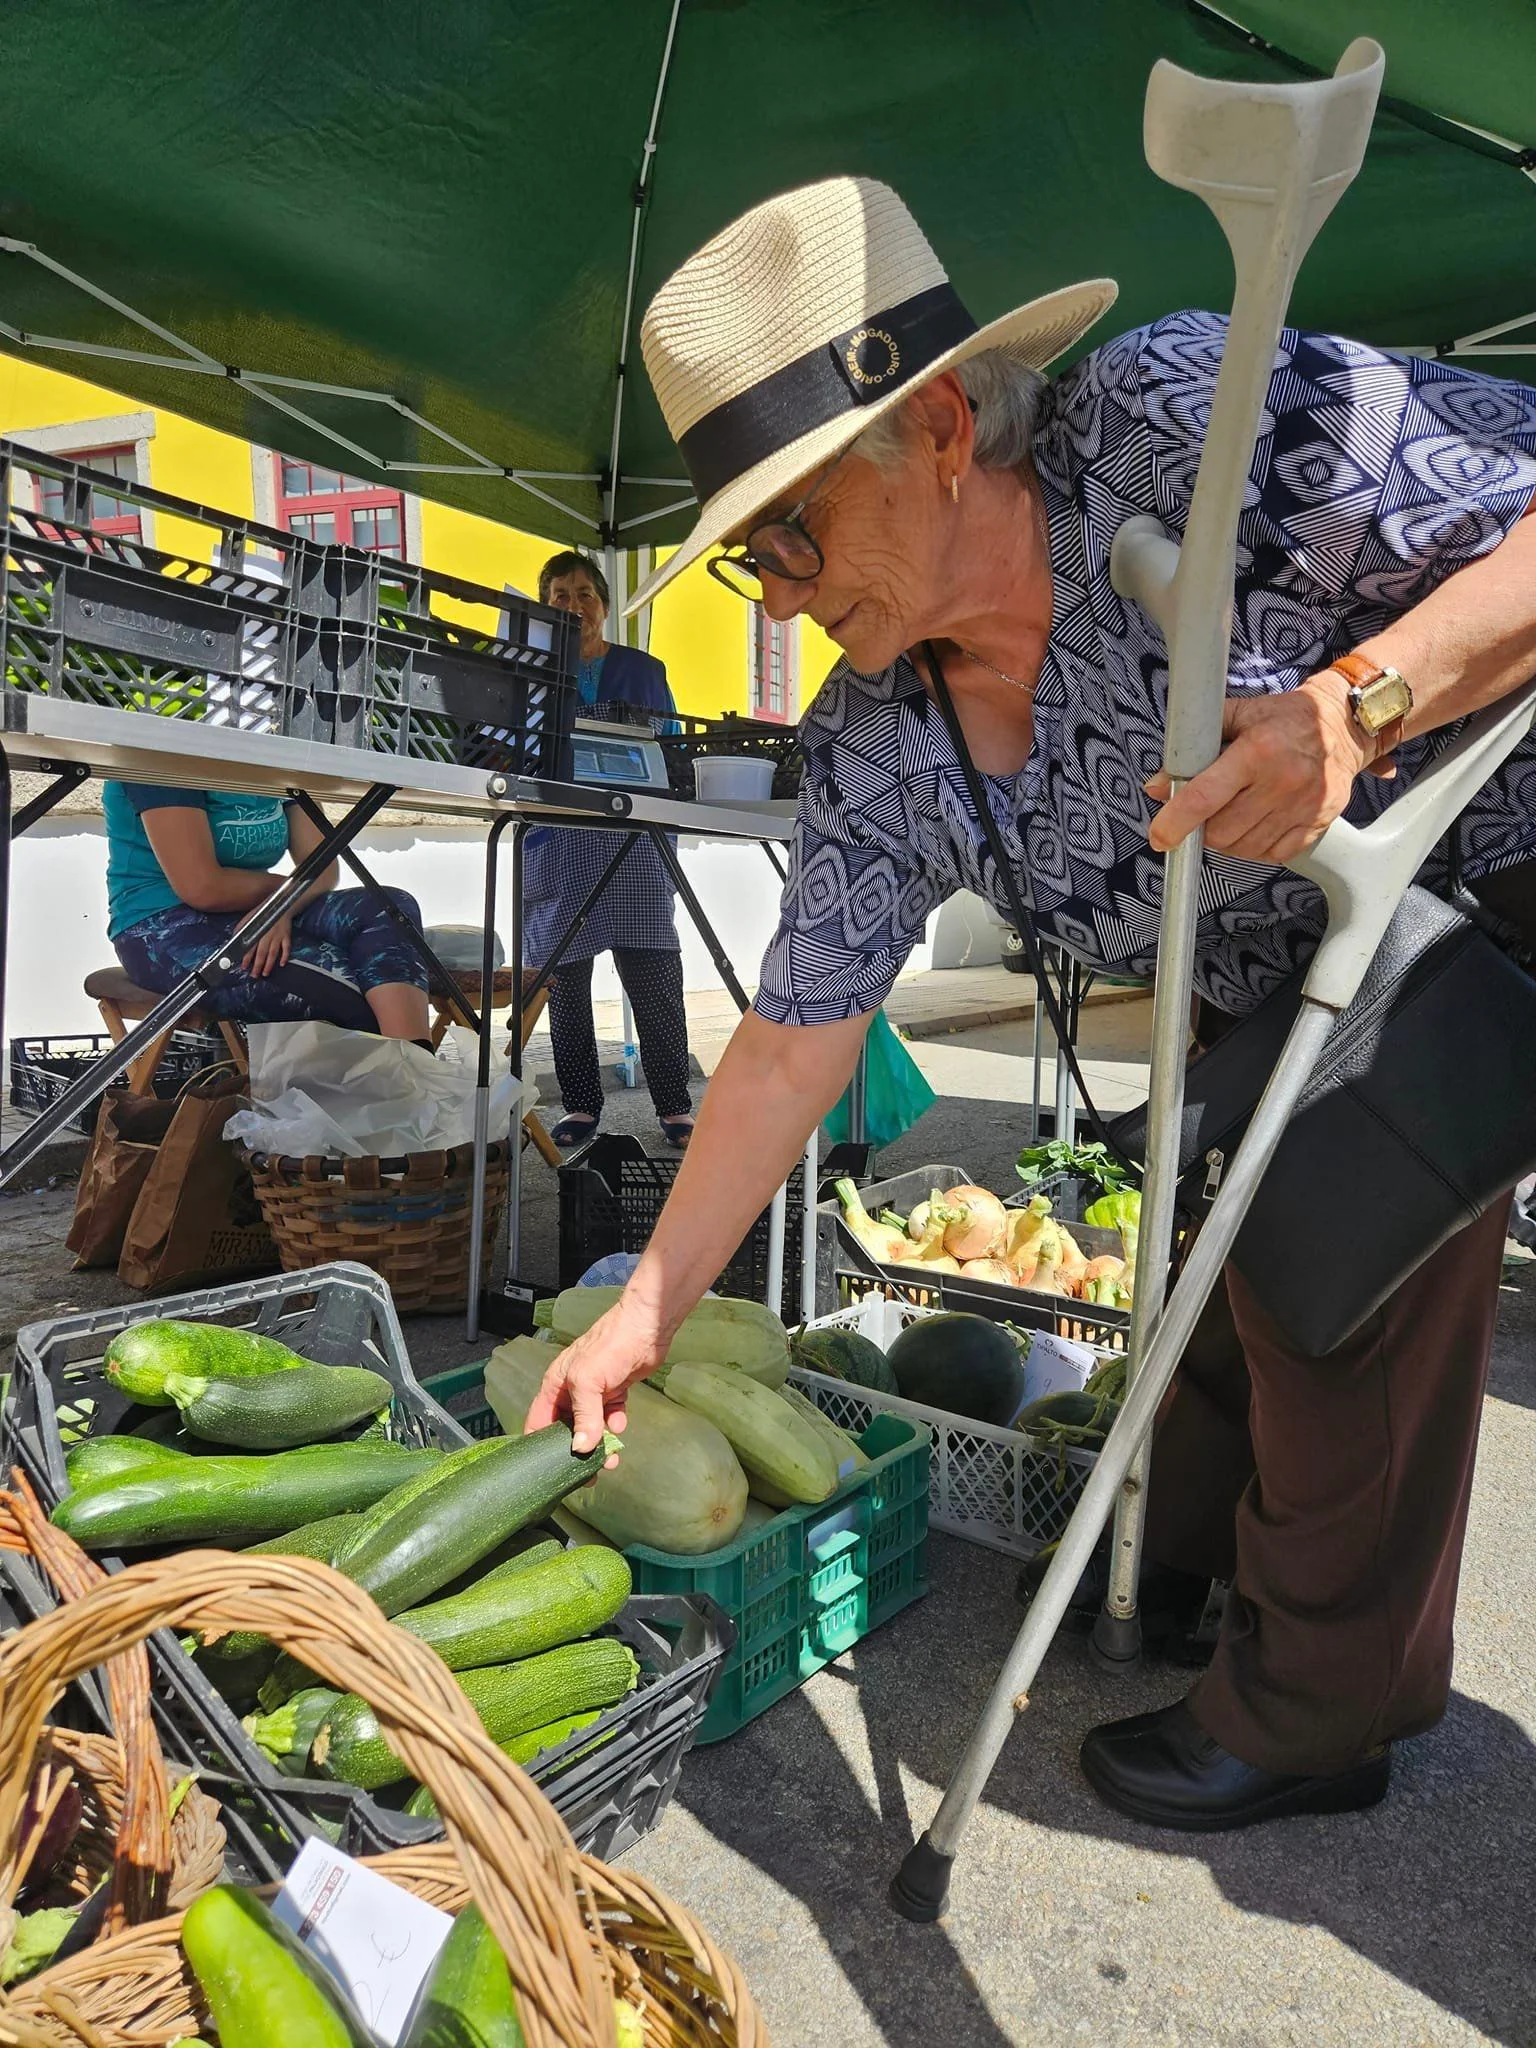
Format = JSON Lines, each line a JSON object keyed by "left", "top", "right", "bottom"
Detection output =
{"left": 66, "top": 1091, "right": 180, "bottom": 1269}
{"left": 116, "top": 1071, "right": 276, "bottom": 1293}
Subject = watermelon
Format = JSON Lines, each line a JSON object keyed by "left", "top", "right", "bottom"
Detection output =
{"left": 790, "top": 1327, "right": 898, "bottom": 1395}
{"left": 885, "top": 1314, "right": 1026, "bottom": 1426}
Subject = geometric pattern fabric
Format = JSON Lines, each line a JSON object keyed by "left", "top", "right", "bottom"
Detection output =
{"left": 756, "top": 311, "right": 1536, "bottom": 1023}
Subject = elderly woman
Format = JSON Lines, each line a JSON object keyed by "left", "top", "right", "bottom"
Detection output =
{"left": 528, "top": 178, "right": 1536, "bottom": 1831}
{"left": 524, "top": 550, "right": 696, "bottom": 1149}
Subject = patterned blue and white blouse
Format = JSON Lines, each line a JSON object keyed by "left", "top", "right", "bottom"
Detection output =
{"left": 754, "top": 310, "right": 1536, "bottom": 1024}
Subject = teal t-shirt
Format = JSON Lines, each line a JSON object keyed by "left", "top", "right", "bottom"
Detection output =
{"left": 104, "top": 783, "right": 290, "bottom": 939}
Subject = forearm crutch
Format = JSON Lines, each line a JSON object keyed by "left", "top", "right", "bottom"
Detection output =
{"left": 890, "top": 33, "right": 1390, "bottom": 1921}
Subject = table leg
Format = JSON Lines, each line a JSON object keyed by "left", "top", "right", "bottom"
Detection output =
{"left": 287, "top": 790, "right": 482, "bottom": 1030}
{"left": 0, "top": 780, "right": 397, "bottom": 1187}
{"left": 466, "top": 812, "right": 515, "bottom": 1342}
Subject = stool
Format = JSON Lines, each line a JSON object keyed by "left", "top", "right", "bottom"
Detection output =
{"left": 423, "top": 926, "right": 561, "bottom": 1170}
{"left": 84, "top": 967, "right": 248, "bottom": 1096}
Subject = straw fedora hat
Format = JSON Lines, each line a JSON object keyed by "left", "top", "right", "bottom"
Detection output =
{"left": 626, "top": 176, "right": 1116, "bottom": 613}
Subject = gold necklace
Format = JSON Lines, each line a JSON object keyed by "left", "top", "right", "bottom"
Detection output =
{"left": 957, "top": 646, "right": 1038, "bottom": 697}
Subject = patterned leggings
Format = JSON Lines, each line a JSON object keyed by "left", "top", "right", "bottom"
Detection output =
{"left": 546, "top": 949, "right": 692, "bottom": 1120}
{"left": 114, "top": 887, "right": 428, "bottom": 1031}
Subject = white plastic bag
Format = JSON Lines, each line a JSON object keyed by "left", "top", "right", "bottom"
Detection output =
{"left": 223, "top": 1021, "right": 521, "bottom": 1158}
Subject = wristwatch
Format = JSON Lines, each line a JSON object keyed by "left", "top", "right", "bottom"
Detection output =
{"left": 1332, "top": 651, "right": 1414, "bottom": 757}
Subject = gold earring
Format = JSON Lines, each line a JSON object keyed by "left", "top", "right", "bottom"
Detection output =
{"left": 950, "top": 474, "right": 960, "bottom": 504}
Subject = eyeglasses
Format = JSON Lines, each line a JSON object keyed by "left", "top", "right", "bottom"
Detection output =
{"left": 706, "top": 445, "right": 853, "bottom": 600}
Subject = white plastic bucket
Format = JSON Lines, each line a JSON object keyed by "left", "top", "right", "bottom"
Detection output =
{"left": 693, "top": 755, "right": 775, "bottom": 803}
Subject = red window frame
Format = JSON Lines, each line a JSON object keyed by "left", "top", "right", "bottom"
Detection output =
{"left": 749, "top": 605, "right": 798, "bottom": 723}
{"left": 34, "top": 445, "right": 142, "bottom": 540}
{"left": 272, "top": 456, "right": 406, "bottom": 557}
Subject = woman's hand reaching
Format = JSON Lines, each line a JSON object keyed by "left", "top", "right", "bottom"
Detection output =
{"left": 523, "top": 1298, "right": 668, "bottom": 1461}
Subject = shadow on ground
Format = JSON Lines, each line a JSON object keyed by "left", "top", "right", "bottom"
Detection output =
{"left": 670, "top": 1520, "right": 1534, "bottom": 2048}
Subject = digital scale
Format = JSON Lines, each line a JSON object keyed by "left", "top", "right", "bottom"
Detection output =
{"left": 568, "top": 715, "right": 676, "bottom": 794}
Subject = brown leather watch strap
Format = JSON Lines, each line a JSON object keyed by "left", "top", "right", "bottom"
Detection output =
{"left": 1330, "top": 650, "right": 1409, "bottom": 760}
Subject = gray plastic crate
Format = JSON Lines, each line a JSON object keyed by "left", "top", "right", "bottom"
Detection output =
{"left": 816, "top": 1161, "right": 1133, "bottom": 1350}
{"left": 0, "top": 440, "right": 578, "bottom": 777}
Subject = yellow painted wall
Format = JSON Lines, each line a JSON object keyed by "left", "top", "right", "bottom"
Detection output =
{"left": 0, "top": 359, "right": 836, "bottom": 723}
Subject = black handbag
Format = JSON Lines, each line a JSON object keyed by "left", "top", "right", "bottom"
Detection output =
{"left": 923, "top": 644, "right": 1536, "bottom": 1359}
{"left": 1112, "top": 881, "right": 1536, "bottom": 1354}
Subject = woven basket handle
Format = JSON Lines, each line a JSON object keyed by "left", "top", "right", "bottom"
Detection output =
{"left": 0, "top": 1479, "right": 174, "bottom": 1937}
{"left": 0, "top": 1551, "right": 616, "bottom": 2048}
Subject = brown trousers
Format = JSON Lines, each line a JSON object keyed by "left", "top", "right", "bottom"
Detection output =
{"left": 1142, "top": 856, "right": 1536, "bottom": 1776}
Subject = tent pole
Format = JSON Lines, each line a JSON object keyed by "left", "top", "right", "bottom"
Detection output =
{"left": 601, "top": 0, "right": 684, "bottom": 559}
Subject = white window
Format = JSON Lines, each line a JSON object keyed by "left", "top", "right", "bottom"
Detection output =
{"left": 749, "top": 605, "right": 798, "bottom": 723}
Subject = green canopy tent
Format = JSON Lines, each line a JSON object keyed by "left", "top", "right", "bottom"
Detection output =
{"left": 0, "top": 0, "right": 1532, "bottom": 610}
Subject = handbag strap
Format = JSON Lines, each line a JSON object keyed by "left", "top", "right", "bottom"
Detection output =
{"left": 919, "top": 641, "right": 1135, "bottom": 1166}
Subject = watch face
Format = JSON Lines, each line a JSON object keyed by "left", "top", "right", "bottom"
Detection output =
{"left": 1356, "top": 671, "right": 1413, "bottom": 733}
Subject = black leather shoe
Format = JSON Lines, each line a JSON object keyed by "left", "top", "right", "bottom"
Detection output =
{"left": 1017, "top": 1548, "right": 1215, "bottom": 1661}
{"left": 1080, "top": 1698, "right": 1392, "bottom": 1832}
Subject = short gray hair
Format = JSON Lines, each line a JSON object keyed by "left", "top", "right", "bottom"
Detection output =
{"left": 853, "top": 348, "right": 1048, "bottom": 473}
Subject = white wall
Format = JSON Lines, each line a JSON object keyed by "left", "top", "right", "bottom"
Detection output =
{"left": 5, "top": 822, "right": 943, "bottom": 1041}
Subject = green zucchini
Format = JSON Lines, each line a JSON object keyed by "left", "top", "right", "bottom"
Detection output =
{"left": 332, "top": 1439, "right": 506, "bottom": 1563}
{"left": 64, "top": 1435, "right": 194, "bottom": 1490}
{"left": 195, "top": 1515, "right": 367, "bottom": 1663}
{"left": 396, "top": 1546, "right": 631, "bottom": 1670}
{"left": 661, "top": 1360, "right": 838, "bottom": 1503}
{"left": 255, "top": 1536, "right": 566, "bottom": 1708}
{"left": 180, "top": 1884, "right": 372, "bottom": 2047}
{"left": 105, "top": 1320, "right": 309, "bottom": 1408}
{"left": 163, "top": 1364, "right": 392, "bottom": 1450}
{"left": 401, "top": 1905, "right": 525, "bottom": 2048}
{"left": 313, "top": 1640, "right": 640, "bottom": 1790}
{"left": 402, "top": 1711, "right": 606, "bottom": 1818}
{"left": 244, "top": 1511, "right": 366, "bottom": 1564}
{"left": 339, "top": 1425, "right": 620, "bottom": 1618}
{"left": 52, "top": 1441, "right": 441, "bottom": 1549}
{"left": 243, "top": 1687, "right": 344, "bottom": 1775}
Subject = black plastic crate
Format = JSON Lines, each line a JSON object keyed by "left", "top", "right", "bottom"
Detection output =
{"left": 0, "top": 442, "right": 578, "bottom": 776}
{"left": 657, "top": 712, "right": 804, "bottom": 800}
{"left": 9, "top": 1029, "right": 228, "bottom": 1136}
{"left": 818, "top": 1161, "right": 1132, "bottom": 1350}
{"left": 559, "top": 1131, "right": 812, "bottom": 1304}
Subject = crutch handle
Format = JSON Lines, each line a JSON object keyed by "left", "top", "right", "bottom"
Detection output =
{"left": 1116, "top": 38, "right": 1385, "bottom": 779}
{"left": 1290, "top": 678, "right": 1536, "bottom": 1009}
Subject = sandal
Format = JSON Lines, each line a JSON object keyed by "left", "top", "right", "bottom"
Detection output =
{"left": 550, "top": 1114, "right": 600, "bottom": 1148}
{"left": 658, "top": 1116, "right": 695, "bottom": 1151}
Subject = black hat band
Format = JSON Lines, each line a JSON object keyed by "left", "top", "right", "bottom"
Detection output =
{"left": 677, "top": 281, "right": 977, "bottom": 505}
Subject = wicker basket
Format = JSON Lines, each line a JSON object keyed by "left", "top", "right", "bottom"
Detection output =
{"left": 0, "top": 1547, "right": 767, "bottom": 2048}
{"left": 0, "top": 1480, "right": 226, "bottom": 2026}
{"left": 242, "top": 1141, "right": 508, "bottom": 1313}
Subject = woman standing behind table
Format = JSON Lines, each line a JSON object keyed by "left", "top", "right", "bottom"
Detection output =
{"left": 526, "top": 551, "right": 696, "bottom": 1149}
{"left": 104, "top": 783, "right": 431, "bottom": 1040}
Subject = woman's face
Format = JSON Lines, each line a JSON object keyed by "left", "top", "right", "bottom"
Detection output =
{"left": 545, "top": 569, "right": 608, "bottom": 655}
{"left": 755, "top": 410, "right": 955, "bottom": 675}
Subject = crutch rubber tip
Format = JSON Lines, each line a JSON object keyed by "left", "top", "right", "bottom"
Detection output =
{"left": 1091, "top": 1606, "right": 1143, "bottom": 1671}
{"left": 889, "top": 1832, "right": 953, "bottom": 1922}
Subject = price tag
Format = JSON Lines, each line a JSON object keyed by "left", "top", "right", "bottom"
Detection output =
{"left": 273, "top": 1838, "right": 453, "bottom": 2045}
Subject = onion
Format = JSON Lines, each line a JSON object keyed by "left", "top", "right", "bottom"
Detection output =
{"left": 906, "top": 1200, "right": 932, "bottom": 1241}
{"left": 941, "top": 1185, "right": 1007, "bottom": 1262}
{"left": 960, "top": 1258, "right": 1018, "bottom": 1288}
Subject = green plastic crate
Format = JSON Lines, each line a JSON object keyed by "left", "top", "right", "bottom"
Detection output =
{"left": 423, "top": 1364, "right": 931, "bottom": 1743}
